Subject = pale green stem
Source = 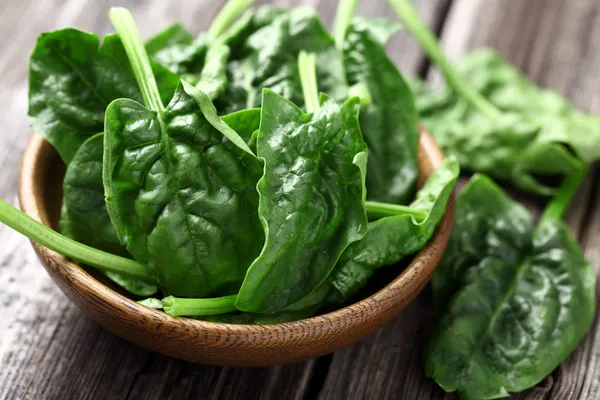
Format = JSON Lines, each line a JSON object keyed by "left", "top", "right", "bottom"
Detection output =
{"left": 365, "top": 201, "right": 428, "bottom": 219}
{"left": 333, "top": 0, "right": 358, "bottom": 51}
{"left": 540, "top": 166, "right": 587, "bottom": 225}
{"left": 208, "top": 0, "right": 256, "bottom": 39}
{"left": 387, "top": 0, "right": 501, "bottom": 120}
{"left": 0, "top": 199, "right": 152, "bottom": 280}
{"left": 298, "top": 51, "right": 319, "bottom": 113}
{"left": 162, "top": 295, "right": 238, "bottom": 317}
{"left": 109, "top": 8, "right": 164, "bottom": 113}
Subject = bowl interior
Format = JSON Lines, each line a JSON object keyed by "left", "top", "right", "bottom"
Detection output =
{"left": 18, "top": 129, "right": 454, "bottom": 366}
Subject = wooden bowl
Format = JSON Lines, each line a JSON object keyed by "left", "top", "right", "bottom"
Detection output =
{"left": 18, "top": 127, "right": 454, "bottom": 367}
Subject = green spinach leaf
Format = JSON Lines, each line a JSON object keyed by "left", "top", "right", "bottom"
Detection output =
{"left": 426, "top": 174, "right": 595, "bottom": 399}
{"left": 104, "top": 82, "right": 263, "bottom": 298}
{"left": 60, "top": 133, "right": 157, "bottom": 296}
{"left": 412, "top": 50, "right": 586, "bottom": 195}
{"left": 329, "top": 156, "right": 459, "bottom": 301}
{"left": 29, "top": 29, "right": 179, "bottom": 163}
{"left": 214, "top": 7, "right": 335, "bottom": 114}
{"left": 235, "top": 90, "right": 368, "bottom": 313}
{"left": 343, "top": 19, "right": 419, "bottom": 204}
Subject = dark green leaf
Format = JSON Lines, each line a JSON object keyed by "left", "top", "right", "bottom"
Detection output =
{"left": 103, "top": 83, "right": 263, "bottom": 297}
{"left": 195, "top": 42, "right": 230, "bottom": 100}
{"left": 329, "top": 156, "right": 459, "bottom": 301}
{"left": 146, "top": 23, "right": 208, "bottom": 76}
{"left": 235, "top": 90, "right": 368, "bottom": 313}
{"left": 413, "top": 49, "right": 590, "bottom": 195}
{"left": 426, "top": 174, "right": 596, "bottom": 398}
{"left": 28, "top": 29, "right": 179, "bottom": 163}
{"left": 60, "top": 133, "right": 157, "bottom": 296}
{"left": 344, "top": 21, "right": 419, "bottom": 204}
{"left": 215, "top": 7, "right": 335, "bottom": 114}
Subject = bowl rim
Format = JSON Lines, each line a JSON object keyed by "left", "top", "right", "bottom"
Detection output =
{"left": 18, "top": 128, "right": 454, "bottom": 356}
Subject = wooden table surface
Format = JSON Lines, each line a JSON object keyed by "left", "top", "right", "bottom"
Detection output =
{"left": 1, "top": 0, "right": 600, "bottom": 398}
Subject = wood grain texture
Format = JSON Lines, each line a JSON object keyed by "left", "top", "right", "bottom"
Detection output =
{"left": 2, "top": 0, "right": 599, "bottom": 398}
{"left": 320, "top": 1, "right": 600, "bottom": 399}
{"left": 0, "top": 0, "right": 451, "bottom": 398}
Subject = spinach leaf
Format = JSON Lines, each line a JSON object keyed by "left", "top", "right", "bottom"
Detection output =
{"left": 235, "top": 90, "right": 368, "bottom": 313}
{"left": 343, "top": 19, "right": 418, "bottom": 204}
{"left": 426, "top": 174, "right": 595, "bottom": 399}
{"left": 60, "top": 133, "right": 158, "bottom": 296}
{"left": 329, "top": 156, "right": 459, "bottom": 301}
{"left": 104, "top": 83, "right": 263, "bottom": 297}
{"left": 221, "top": 108, "right": 261, "bottom": 151}
{"left": 214, "top": 7, "right": 335, "bottom": 114}
{"left": 145, "top": 23, "right": 206, "bottom": 76}
{"left": 105, "top": 9, "right": 263, "bottom": 298}
{"left": 29, "top": 29, "right": 179, "bottom": 163}
{"left": 389, "top": 0, "right": 593, "bottom": 195}
{"left": 411, "top": 50, "right": 585, "bottom": 195}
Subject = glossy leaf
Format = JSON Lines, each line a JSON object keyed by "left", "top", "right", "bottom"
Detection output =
{"left": 146, "top": 23, "right": 208, "bottom": 76}
{"left": 329, "top": 156, "right": 459, "bottom": 301}
{"left": 214, "top": 7, "right": 335, "bottom": 114}
{"left": 103, "top": 83, "right": 263, "bottom": 297}
{"left": 426, "top": 174, "right": 596, "bottom": 399}
{"left": 195, "top": 42, "right": 230, "bottom": 100}
{"left": 412, "top": 49, "right": 591, "bottom": 195}
{"left": 343, "top": 20, "right": 419, "bottom": 204}
{"left": 28, "top": 29, "right": 179, "bottom": 163}
{"left": 235, "top": 90, "right": 368, "bottom": 313}
{"left": 60, "top": 133, "right": 158, "bottom": 296}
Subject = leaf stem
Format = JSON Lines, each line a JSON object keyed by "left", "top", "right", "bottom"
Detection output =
{"left": 109, "top": 8, "right": 164, "bottom": 112}
{"left": 208, "top": 0, "right": 255, "bottom": 39}
{"left": 162, "top": 294, "right": 238, "bottom": 317}
{"left": 0, "top": 199, "right": 153, "bottom": 281}
{"left": 365, "top": 201, "right": 428, "bottom": 219}
{"left": 387, "top": 0, "right": 501, "bottom": 120}
{"left": 540, "top": 165, "right": 587, "bottom": 224}
{"left": 333, "top": 0, "right": 358, "bottom": 51}
{"left": 298, "top": 51, "right": 320, "bottom": 113}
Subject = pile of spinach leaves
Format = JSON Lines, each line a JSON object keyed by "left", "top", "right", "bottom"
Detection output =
{"left": 386, "top": 0, "right": 597, "bottom": 398}
{"left": 0, "top": 0, "right": 595, "bottom": 397}
{"left": 0, "top": 0, "right": 458, "bottom": 324}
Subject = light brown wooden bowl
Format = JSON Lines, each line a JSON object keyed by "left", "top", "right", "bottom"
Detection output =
{"left": 18, "top": 127, "right": 454, "bottom": 367}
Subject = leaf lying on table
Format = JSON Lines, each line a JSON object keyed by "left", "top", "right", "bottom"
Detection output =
{"left": 235, "top": 90, "right": 368, "bottom": 313}
{"left": 103, "top": 82, "right": 263, "bottom": 298}
{"left": 328, "top": 156, "right": 459, "bottom": 302}
{"left": 412, "top": 49, "right": 595, "bottom": 195}
{"left": 60, "top": 133, "right": 158, "bottom": 296}
{"left": 343, "top": 17, "right": 418, "bottom": 204}
{"left": 426, "top": 174, "right": 595, "bottom": 399}
{"left": 28, "top": 29, "right": 179, "bottom": 163}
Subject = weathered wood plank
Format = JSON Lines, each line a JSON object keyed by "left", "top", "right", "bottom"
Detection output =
{"left": 320, "top": 0, "right": 600, "bottom": 399}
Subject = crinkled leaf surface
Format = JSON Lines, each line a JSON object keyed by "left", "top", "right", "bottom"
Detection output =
{"left": 426, "top": 174, "right": 596, "bottom": 399}
{"left": 28, "top": 29, "right": 179, "bottom": 163}
{"left": 60, "top": 133, "right": 157, "bottom": 296}
{"left": 214, "top": 7, "right": 335, "bottom": 114}
{"left": 235, "top": 90, "right": 368, "bottom": 313}
{"left": 146, "top": 23, "right": 207, "bottom": 76}
{"left": 103, "top": 83, "right": 263, "bottom": 297}
{"left": 329, "top": 156, "right": 459, "bottom": 302}
{"left": 412, "top": 49, "right": 593, "bottom": 195}
{"left": 344, "top": 20, "right": 419, "bottom": 204}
